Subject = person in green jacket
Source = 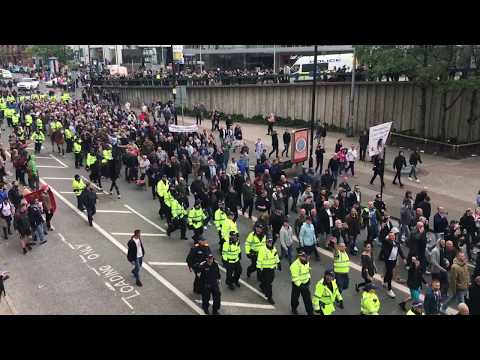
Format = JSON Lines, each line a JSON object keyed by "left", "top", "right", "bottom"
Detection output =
{"left": 27, "top": 154, "right": 39, "bottom": 190}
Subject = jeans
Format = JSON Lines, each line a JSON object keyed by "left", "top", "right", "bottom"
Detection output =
{"left": 34, "top": 224, "right": 45, "bottom": 242}
{"left": 132, "top": 256, "right": 143, "bottom": 281}
{"left": 335, "top": 273, "right": 349, "bottom": 293}
{"left": 281, "top": 245, "right": 293, "bottom": 263}
{"left": 399, "top": 224, "right": 411, "bottom": 242}
{"left": 331, "top": 170, "right": 338, "bottom": 189}
{"left": 409, "top": 165, "right": 417, "bottom": 179}
{"left": 441, "top": 289, "right": 467, "bottom": 312}
{"left": 242, "top": 198, "right": 254, "bottom": 218}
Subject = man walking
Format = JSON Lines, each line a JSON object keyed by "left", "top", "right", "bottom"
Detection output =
{"left": 127, "top": 229, "right": 145, "bottom": 287}
{"left": 222, "top": 232, "right": 242, "bottom": 290}
{"left": 441, "top": 252, "right": 470, "bottom": 313}
{"left": 290, "top": 251, "right": 314, "bottom": 315}
{"left": 256, "top": 238, "right": 281, "bottom": 304}
{"left": 281, "top": 129, "right": 291, "bottom": 157}
{"left": 268, "top": 131, "right": 279, "bottom": 158}
{"left": 408, "top": 149, "right": 422, "bottom": 183}
{"left": 392, "top": 151, "right": 407, "bottom": 187}
{"left": 199, "top": 254, "right": 221, "bottom": 315}
{"left": 83, "top": 184, "right": 97, "bottom": 227}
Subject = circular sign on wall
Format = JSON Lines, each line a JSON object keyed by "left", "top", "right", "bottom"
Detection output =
{"left": 295, "top": 137, "right": 307, "bottom": 153}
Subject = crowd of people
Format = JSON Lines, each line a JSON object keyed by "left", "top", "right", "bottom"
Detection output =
{"left": 1, "top": 79, "right": 480, "bottom": 316}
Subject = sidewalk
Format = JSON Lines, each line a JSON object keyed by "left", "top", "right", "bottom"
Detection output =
{"left": 0, "top": 296, "right": 16, "bottom": 315}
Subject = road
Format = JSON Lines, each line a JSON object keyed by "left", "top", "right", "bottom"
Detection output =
{"left": 0, "top": 86, "right": 467, "bottom": 315}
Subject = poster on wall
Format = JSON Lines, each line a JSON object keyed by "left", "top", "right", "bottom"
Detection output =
{"left": 368, "top": 122, "right": 392, "bottom": 157}
{"left": 292, "top": 128, "right": 309, "bottom": 164}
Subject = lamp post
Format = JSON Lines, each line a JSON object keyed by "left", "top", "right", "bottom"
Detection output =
{"left": 308, "top": 45, "right": 318, "bottom": 169}
{"left": 346, "top": 47, "right": 356, "bottom": 137}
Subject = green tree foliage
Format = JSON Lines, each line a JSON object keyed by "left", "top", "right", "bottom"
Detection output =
{"left": 26, "top": 45, "right": 74, "bottom": 64}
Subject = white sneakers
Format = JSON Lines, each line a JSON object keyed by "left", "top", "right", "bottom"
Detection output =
{"left": 408, "top": 177, "right": 421, "bottom": 183}
{"left": 387, "top": 290, "right": 396, "bottom": 298}
{"left": 408, "top": 177, "right": 413, "bottom": 181}
{"left": 416, "top": 179, "right": 420, "bottom": 183}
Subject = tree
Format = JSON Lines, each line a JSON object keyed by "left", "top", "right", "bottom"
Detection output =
{"left": 26, "top": 45, "right": 74, "bottom": 65}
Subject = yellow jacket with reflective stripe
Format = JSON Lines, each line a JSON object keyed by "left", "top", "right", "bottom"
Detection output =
{"left": 73, "top": 141, "right": 82, "bottom": 154}
{"left": 25, "top": 114, "right": 33, "bottom": 126}
{"left": 188, "top": 208, "right": 206, "bottom": 228}
{"left": 222, "top": 242, "right": 241, "bottom": 263}
{"left": 171, "top": 198, "right": 186, "bottom": 219}
{"left": 220, "top": 218, "right": 238, "bottom": 243}
{"left": 164, "top": 191, "right": 174, "bottom": 208}
{"left": 65, "top": 128, "right": 73, "bottom": 140}
{"left": 312, "top": 278, "right": 343, "bottom": 314}
{"left": 12, "top": 113, "right": 20, "bottom": 125}
{"left": 36, "top": 118, "right": 43, "bottom": 129}
{"left": 72, "top": 179, "right": 86, "bottom": 196}
{"left": 101, "top": 149, "right": 112, "bottom": 163}
{"left": 156, "top": 179, "right": 169, "bottom": 198}
{"left": 361, "top": 291, "right": 380, "bottom": 315}
{"left": 290, "top": 258, "right": 311, "bottom": 287}
{"left": 30, "top": 131, "right": 45, "bottom": 143}
{"left": 256, "top": 245, "right": 280, "bottom": 269}
{"left": 214, "top": 208, "right": 227, "bottom": 231}
{"left": 333, "top": 250, "right": 350, "bottom": 274}
{"left": 245, "top": 232, "right": 266, "bottom": 255}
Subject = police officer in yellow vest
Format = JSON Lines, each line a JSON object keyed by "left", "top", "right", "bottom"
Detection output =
{"left": 0, "top": 98, "right": 6, "bottom": 121}
{"left": 11, "top": 111, "right": 20, "bottom": 128}
{"left": 313, "top": 270, "right": 344, "bottom": 315}
{"left": 72, "top": 174, "right": 86, "bottom": 211}
{"left": 30, "top": 130, "right": 45, "bottom": 154}
{"left": 333, "top": 242, "right": 350, "bottom": 293}
{"left": 19, "top": 95, "right": 25, "bottom": 103}
{"left": 73, "top": 137, "right": 83, "bottom": 169}
{"left": 188, "top": 199, "right": 207, "bottom": 243}
{"left": 101, "top": 146, "right": 113, "bottom": 164}
{"left": 39, "top": 93, "right": 47, "bottom": 101}
{"left": 222, "top": 232, "right": 242, "bottom": 290}
{"left": 290, "top": 251, "right": 314, "bottom": 315}
{"left": 4, "top": 107, "right": 13, "bottom": 127}
{"left": 16, "top": 126, "right": 25, "bottom": 142}
{"left": 406, "top": 301, "right": 424, "bottom": 315}
{"left": 360, "top": 283, "right": 381, "bottom": 315}
{"left": 257, "top": 238, "right": 281, "bottom": 304}
{"left": 31, "top": 93, "right": 39, "bottom": 101}
{"left": 86, "top": 149, "right": 102, "bottom": 190}
{"left": 61, "top": 92, "right": 71, "bottom": 103}
{"left": 220, "top": 210, "right": 238, "bottom": 249}
{"left": 214, "top": 200, "right": 227, "bottom": 247}
{"left": 25, "top": 113, "right": 33, "bottom": 137}
{"left": 156, "top": 174, "right": 170, "bottom": 220}
{"left": 50, "top": 94, "right": 57, "bottom": 102}
{"left": 36, "top": 117, "right": 43, "bottom": 131}
{"left": 7, "top": 95, "right": 15, "bottom": 103}
{"left": 167, "top": 192, "right": 188, "bottom": 240}
{"left": 245, "top": 223, "right": 267, "bottom": 280}
{"left": 65, "top": 127, "right": 74, "bottom": 153}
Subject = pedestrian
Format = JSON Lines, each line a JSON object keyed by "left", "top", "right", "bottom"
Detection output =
{"left": 27, "top": 199, "right": 46, "bottom": 245}
{"left": 380, "top": 230, "right": 407, "bottom": 298}
{"left": 408, "top": 149, "right": 422, "bottom": 183}
{"left": 369, "top": 155, "right": 385, "bottom": 188}
{"left": 14, "top": 201, "right": 32, "bottom": 255}
{"left": 299, "top": 216, "right": 318, "bottom": 261}
{"left": 423, "top": 279, "right": 442, "bottom": 315}
{"left": 360, "top": 283, "right": 381, "bottom": 315}
{"left": 344, "top": 207, "right": 361, "bottom": 254}
{"left": 241, "top": 178, "right": 255, "bottom": 219}
{"left": 459, "top": 208, "right": 476, "bottom": 261}
{"left": 399, "top": 193, "right": 414, "bottom": 243}
{"left": 466, "top": 276, "right": 480, "bottom": 315}
{"left": 441, "top": 252, "right": 470, "bottom": 313}
{"left": 256, "top": 238, "right": 281, "bottom": 304}
{"left": 0, "top": 197, "right": 14, "bottom": 240}
{"left": 186, "top": 237, "right": 212, "bottom": 294}
{"left": 290, "top": 251, "right": 314, "bottom": 315}
{"left": 312, "top": 269, "right": 344, "bottom": 315}
{"left": 359, "top": 130, "right": 368, "bottom": 161}
{"left": 429, "top": 239, "right": 449, "bottom": 298}
{"left": 268, "top": 131, "right": 279, "bottom": 159}
{"left": 72, "top": 174, "right": 86, "bottom": 211}
{"left": 433, "top": 206, "right": 449, "bottom": 242}
{"left": 392, "top": 150, "right": 407, "bottom": 187}
{"left": 245, "top": 223, "right": 267, "bottom": 280}
{"left": 355, "top": 243, "right": 376, "bottom": 292}
{"left": 279, "top": 218, "right": 294, "bottom": 264}
{"left": 398, "top": 256, "right": 427, "bottom": 311}
{"left": 333, "top": 242, "right": 350, "bottom": 292}
{"left": 199, "top": 254, "right": 221, "bottom": 315}
{"left": 266, "top": 113, "right": 275, "bottom": 135}
{"left": 108, "top": 151, "right": 121, "bottom": 199}
{"left": 83, "top": 184, "right": 97, "bottom": 227}
{"left": 345, "top": 145, "right": 357, "bottom": 177}
{"left": 188, "top": 199, "right": 207, "bottom": 243}
{"left": 281, "top": 128, "right": 291, "bottom": 157}
{"left": 315, "top": 144, "right": 325, "bottom": 174}
{"left": 328, "top": 154, "right": 340, "bottom": 190}
{"left": 127, "top": 229, "right": 145, "bottom": 287}
{"left": 222, "top": 232, "right": 242, "bottom": 290}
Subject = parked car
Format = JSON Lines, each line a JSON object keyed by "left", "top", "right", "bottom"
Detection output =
{"left": 16, "top": 77, "right": 40, "bottom": 90}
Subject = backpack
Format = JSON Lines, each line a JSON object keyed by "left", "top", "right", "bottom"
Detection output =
{"left": 1, "top": 202, "right": 11, "bottom": 217}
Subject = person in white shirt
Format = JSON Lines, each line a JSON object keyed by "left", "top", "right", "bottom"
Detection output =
{"left": 226, "top": 157, "right": 239, "bottom": 178}
{"left": 279, "top": 219, "right": 294, "bottom": 264}
{"left": 127, "top": 230, "right": 145, "bottom": 287}
{"left": 345, "top": 145, "right": 358, "bottom": 177}
{"left": 255, "top": 139, "right": 265, "bottom": 160}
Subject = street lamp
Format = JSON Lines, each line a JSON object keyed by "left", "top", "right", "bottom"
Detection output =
{"left": 308, "top": 45, "right": 318, "bottom": 169}
{"left": 346, "top": 47, "right": 356, "bottom": 137}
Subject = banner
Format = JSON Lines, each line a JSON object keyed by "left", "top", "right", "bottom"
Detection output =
{"left": 368, "top": 122, "right": 392, "bottom": 157}
{"left": 168, "top": 124, "right": 198, "bottom": 133}
{"left": 23, "top": 186, "right": 57, "bottom": 213}
{"left": 292, "top": 128, "right": 309, "bottom": 164}
{"left": 172, "top": 45, "right": 184, "bottom": 64}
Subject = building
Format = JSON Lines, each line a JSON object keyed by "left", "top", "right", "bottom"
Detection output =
{"left": 183, "top": 45, "right": 354, "bottom": 72}
{"left": 0, "top": 45, "right": 33, "bottom": 67}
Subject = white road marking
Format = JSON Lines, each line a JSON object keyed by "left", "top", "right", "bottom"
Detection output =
{"left": 194, "top": 299, "right": 275, "bottom": 310}
{"left": 37, "top": 165, "right": 66, "bottom": 169}
{"left": 35, "top": 156, "right": 52, "bottom": 159}
{"left": 217, "top": 265, "right": 268, "bottom": 300}
{"left": 149, "top": 262, "right": 188, "bottom": 266}
{"left": 81, "top": 175, "right": 109, "bottom": 194}
{"left": 79, "top": 254, "right": 87, "bottom": 263}
{"left": 40, "top": 178, "right": 204, "bottom": 315}
{"left": 58, "top": 233, "right": 75, "bottom": 249}
{"left": 60, "top": 191, "right": 105, "bottom": 195}
{"left": 121, "top": 297, "right": 134, "bottom": 310}
{"left": 87, "top": 264, "right": 101, "bottom": 276}
{"left": 96, "top": 210, "right": 132, "bottom": 214}
{"left": 49, "top": 154, "right": 69, "bottom": 168}
{"left": 104, "top": 282, "right": 116, "bottom": 292}
{"left": 112, "top": 232, "right": 167, "bottom": 237}
{"left": 42, "top": 177, "right": 72, "bottom": 180}
{"left": 124, "top": 204, "right": 166, "bottom": 232}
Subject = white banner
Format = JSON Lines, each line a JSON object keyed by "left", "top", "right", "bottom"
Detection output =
{"left": 368, "top": 122, "right": 392, "bottom": 157}
{"left": 168, "top": 124, "right": 198, "bottom": 133}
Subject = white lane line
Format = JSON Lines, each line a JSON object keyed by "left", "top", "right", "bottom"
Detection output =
{"left": 96, "top": 210, "right": 132, "bottom": 214}
{"left": 149, "top": 262, "right": 188, "bottom": 266}
{"left": 124, "top": 204, "right": 166, "bottom": 233}
{"left": 87, "top": 264, "right": 101, "bottom": 276}
{"left": 37, "top": 165, "right": 66, "bottom": 169}
{"left": 81, "top": 175, "right": 109, "bottom": 194}
{"left": 49, "top": 154, "right": 69, "bottom": 168}
{"left": 194, "top": 299, "right": 275, "bottom": 310}
{"left": 42, "top": 177, "right": 72, "bottom": 180}
{"left": 121, "top": 297, "right": 134, "bottom": 310}
{"left": 60, "top": 191, "right": 105, "bottom": 195}
{"left": 217, "top": 265, "right": 268, "bottom": 301}
{"left": 112, "top": 232, "right": 167, "bottom": 237}
{"left": 104, "top": 282, "right": 116, "bottom": 292}
{"left": 35, "top": 156, "right": 52, "bottom": 159}
{"left": 40, "top": 178, "right": 204, "bottom": 315}
{"left": 58, "top": 233, "right": 75, "bottom": 249}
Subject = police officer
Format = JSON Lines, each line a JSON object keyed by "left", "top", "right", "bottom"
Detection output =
{"left": 35, "top": 117, "right": 43, "bottom": 132}
{"left": 312, "top": 270, "right": 344, "bottom": 315}
{"left": 65, "top": 126, "right": 74, "bottom": 153}
{"left": 198, "top": 254, "right": 221, "bottom": 315}
{"left": 186, "top": 237, "right": 212, "bottom": 294}
{"left": 25, "top": 112, "right": 33, "bottom": 137}
{"left": 72, "top": 174, "right": 86, "bottom": 211}
{"left": 11, "top": 111, "right": 20, "bottom": 129}
{"left": 220, "top": 210, "right": 238, "bottom": 251}
{"left": 245, "top": 223, "right": 267, "bottom": 280}
{"left": 257, "top": 238, "right": 281, "bottom": 304}
{"left": 222, "top": 231, "right": 242, "bottom": 290}
{"left": 188, "top": 199, "right": 207, "bottom": 243}
{"left": 333, "top": 242, "right": 350, "bottom": 293}
{"left": 360, "top": 283, "right": 381, "bottom": 315}
{"left": 156, "top": 174, "right": 169, "bottom": 220}
{"left": 86, "top": 148, "right": 102, "bottom": 190}
{"left": 73, "top": 137, "right": 83, "bottom": 168}
{"left": 290, "top": 251, "right": 314, "bottom": 315}
{"left": 167, "top": 192, "right": 188, "bottom": 240}
{"left": 30, "top": 129, "right": 45, "bottom": 154}
{"left": 214, "top": 200, "right": 227, "bottom": 247}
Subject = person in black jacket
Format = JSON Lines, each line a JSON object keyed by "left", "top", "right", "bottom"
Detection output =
{"left": 417, "top": 196, "right": 432, "bottom": 230}
{"left": 358, "top": 130, "right": 368, "bottom": 161}
{"left": 369, "top": 155, "right": 385, "bottom": 187}
{"left": 381, "top": 231, "right": 407, "bottom": 298}
{"left": 408, "top": 149, "right": 422, "bottom": 183}
{"left": 315, "top": 144, "right": 325, "bottom": 174}
{"left": 83, "top": 184, "right": 97, "bottom": 227}
{"left": 423, "top": 279, "right": 442, "bottom": 315}
{"left": 199, "top": 254, "right": 221, "bottom": 315}
{"left": 186, "top": 238, "right": 212, "bottom": 294}
{"left": 281, "top": 129, "right": 291, "bottom": 157}
{"left": 392, "top": 151, "right": 407, "bottom": 187}
{"left": 433, "top": 207, "right": 449, "bottom": 241}
{"left": 127, "top": 230, "right": 145, "bottom": 287}
{"left": 268, "top": 131, "right": 279, "bottom": 158}
{"left": 466, "top": 276, "right": 480, "bottom": 315}
{"left": 459, "top": 209, "right": 476, "bottom": 261}
{"left": 355, "top": 243, "right": 376, "bottom": 292}
{"left": 398, "top": 256, "right": 427, "bottom": 311}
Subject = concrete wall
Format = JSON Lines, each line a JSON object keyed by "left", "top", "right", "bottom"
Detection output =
{"left": 98, "top": 83, "right": 480, "bottom": 142}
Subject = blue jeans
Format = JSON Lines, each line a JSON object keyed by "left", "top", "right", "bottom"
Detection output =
{"left": 132, "top": 257, "right": 143, "bottom": 281}
{"left": 331, "top": 170, "right": 338, "bottom": 189}
{"left": 335, "top": 273, "right": 349, "bottom": 293}
{"left": 408, "top": 165, "right": 417, "bottom": 179}
{"left": 441, "top": 289, "right": 467, "bottom": 312}
{"left": 281, "top": 245, "right": 293, "bottom": 264}
{"left": 35, "top": 224, "right": 45, "bottom": 242}
{"left": 398, "top": 224, "right": 410, "bottom": 242}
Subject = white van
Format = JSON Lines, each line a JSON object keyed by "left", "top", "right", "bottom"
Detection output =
{"left": 290, "top": 53, "right": 354, "bottom": 81}
{"left": 0, "top": 69, "right": 13, "bottom": 80}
